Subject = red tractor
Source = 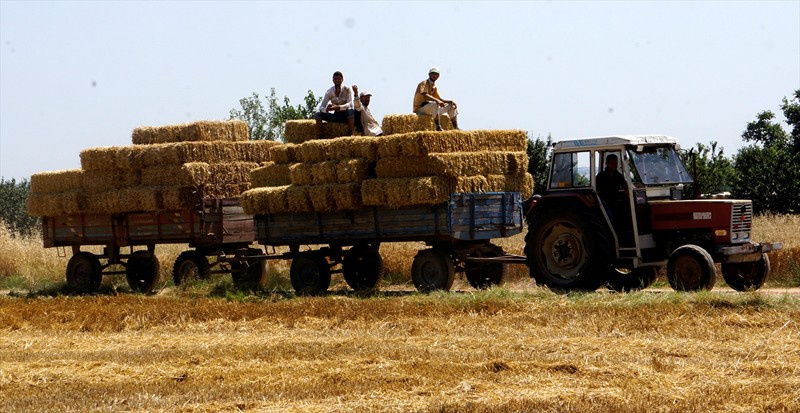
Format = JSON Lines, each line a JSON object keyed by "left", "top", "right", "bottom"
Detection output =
{"left": 524, "top": 135, "right": 782, "bottom": 292}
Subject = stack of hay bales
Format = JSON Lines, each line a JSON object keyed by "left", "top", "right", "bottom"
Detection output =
{"left": 28, "top": 120, "right": 275, "bottom": 217}
{"left": 381, "top": 114, "right": 453, "bottom": 135}
{"left": 241, "top": 129, "right": 533, "bottom": 215}
{"left": 284, "top": 119, "right": 352, "bottom": 144}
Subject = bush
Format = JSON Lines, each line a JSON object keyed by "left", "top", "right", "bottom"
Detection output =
{"left": 0, "top": 178, "right": 39, "bottom": 237}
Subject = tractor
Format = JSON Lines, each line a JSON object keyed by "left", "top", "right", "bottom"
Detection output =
{"left": 524, "top": 135, "right": 782, "bottom": 292}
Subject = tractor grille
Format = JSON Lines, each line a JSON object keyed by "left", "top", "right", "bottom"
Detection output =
{"left": 731, "top": 202, "right": 752, "bottom": 242}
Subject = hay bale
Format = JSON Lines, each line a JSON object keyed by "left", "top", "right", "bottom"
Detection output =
{"left": 83, "top": 187, "right": 161, "bottom": 214}
{"left": 251, "top": 162, "right": 292, "bottom": 187}
{"left": 288, "top": 163, "right": 313, "bottom": 186}
{"left": 486, "top": 172, "right": 535, "bottom": 198}
{"left": 159, "top": 186, "right": 203, "bottom": 210}
{"left": 27, "top": 191, "right": 85, "bottom": 217}
{"left": 30, "top": 169, "right": 84, "bottom": 194}
{"left": 286, "top": 185, "right": 312, "bottom": 213}
{"left": 284, "top": 119, "right": 352, "bottom": 144}
{"left": 376, "top": 130, "right": 527, "bottom": 158}
{"left": 307, "top": 184, "right": 334, "bottom": 212}
{"left": 294, "top": 136, "right": 379, "bottom": 163}
{"left": 130, "top": 141, "right": 274, "bottom": 169}
{"left": 82, "top": 168, "right": 142, "bottom": 193}
{"left": 362, "top": 176, "right": 456, "bottom": 208}
{"left": 381, "top": 114, "right": 453, "bottom": 136}
{"left": 80, "top": 146, "right": 123, "bottom": 171}
{"left": 306, "top": 183, "right": 362, "bottom": 212}
{"left": 200, "top": 182, "right": 251, "bottom": 199}
{"left": 375, "top": 151, "right": 528, "bottom": 179}
{"left": 206, "top": 162, "right": 259, "bottom": 187}
{"left": 241, "top": 186, "right": 290, "bottom": 215}
{"left": 335, "top": 158, "right": 370, "bottom": 183}
{"left": 131, "top": 120, "right": 249, "bottom": 145}
{"left": 269, "top": 144, "right": 297, "bottom": 164}
{"left": 139, "top": 162, "right": 210, "bottom": 187}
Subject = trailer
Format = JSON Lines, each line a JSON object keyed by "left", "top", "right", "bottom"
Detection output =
{"left": 249, "top": 192, "right": 524, "bottom": 294}
{"left": 43, "top": 198, "right": 258, "bottom": 293}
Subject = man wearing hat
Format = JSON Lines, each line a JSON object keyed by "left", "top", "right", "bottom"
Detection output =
{"left": 352, "top": 84, "right": 383, "bottom": 136}
{"left": 413, "top": 67, "right": 459, "bottom": 131}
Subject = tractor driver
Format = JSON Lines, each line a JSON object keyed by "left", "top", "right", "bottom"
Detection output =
{"left": 596, "top": 153, "right": 627, "bottom": 206}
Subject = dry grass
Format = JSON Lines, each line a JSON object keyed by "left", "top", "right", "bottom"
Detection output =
{"left": 0, "top": 292, "right": 797, "bottom": 412}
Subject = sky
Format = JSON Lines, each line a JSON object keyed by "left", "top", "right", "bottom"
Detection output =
{"left": 1, "top": 1, "right": 798, "bottom": 181}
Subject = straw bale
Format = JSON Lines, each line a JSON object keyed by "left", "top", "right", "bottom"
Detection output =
{"left": 375, "top": 151, "right": 528, "bottom": 178}
{"left": 131, "top": 120, "right": 249, "bottom": 145}
{"left": 284, "top": 119, "right": 352, "bottom": 144}
{"left": 27, "top": 191, "right": 85, "bottom": 217}
{"left": 310, "top": 161, "right": 339, "bottom": 185}
{"left": 30, "top": 169, "right": 84, "bottom": 194}
{"left": 286, "top": 185, "right": 312, "bottom": 213}
{"left": 250, "top": 162, "right": 292, "bottom": 187}
{"left": 376, "top": 130, "right": 527, "bottom": 158}
{"left": 80, "top": 146, "right": 124, "bottom": 171}
{"left": 306, "top": 183, "right": 362, "bottom": 212}
{"left": 159, "top": 187, "right": 203, "bottom": 211}
{"left": 83, "top": 188, "right": 161, "bottom": 214}
{"left": 200, "top": 182, "right": 251, "bottom": 199}
{"left": 294, "top": 136, "right": 378, "bottom": 163}
{"left": 486, "top": 172, "right": 535, "bottom": 198}
{"left": 307, "top": 184, "right": 335, "bottom": 212}
{"left": 362, "top": 176, "right": 456, "bottom": 208}
{"left": 82, "top": 168, "right": 141, "bottom": 193}
{"left": 335, "top": 158, "right": 370, "bottom": 183}
{"left": 139, "top": 162, "right": 209, "bottom": 187}
{"left": 206, "top": 162, "right": 259, "bottom": 187}
{"left": 269, "top": 144, "right": 297, "bottom": 164}
{"left": 381, "top": 114, "right": 452, "bottom": 136}
{"left": 241, "top": 186, "right": 290, "bottom": 215}
{"left": 130, "top": 141, "right": 274, "bottom": 168}
{"left": 288, "top": 163, "right": 313, "bottom": 186}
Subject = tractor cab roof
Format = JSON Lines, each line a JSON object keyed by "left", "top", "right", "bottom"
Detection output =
{"left": 553, "top": 135, "right": 679, "bottom": 151}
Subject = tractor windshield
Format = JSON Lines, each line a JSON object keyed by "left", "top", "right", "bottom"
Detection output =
{"left": 628, "top": 146, "right": 693, "bottom": 185}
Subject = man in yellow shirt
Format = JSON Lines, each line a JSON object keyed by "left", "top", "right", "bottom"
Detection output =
{"left": 413, "top": 67, "right": 459, "bottom": 131}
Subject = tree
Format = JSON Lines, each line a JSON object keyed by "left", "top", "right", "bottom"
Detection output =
{"left": 0, "top": 178, "right": 40, "bottom": 237}
{"left": 679, "top": 141, "right": 735, "bottom": 198}
{"left": 732, "top": 90, "right": 800, "bottom": 214}
{"left": 526, "top": 134, "right": 552, "bottom": 195}
{"left": 229, "top": 88, "right": 320, "bottom": 141}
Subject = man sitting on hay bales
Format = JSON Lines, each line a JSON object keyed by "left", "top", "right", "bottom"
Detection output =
{"left": 315, "top": 71, "right": 356, "bottom": 139}
{"left": 352, "top": 85, "right": 383, "bottom": 137}
{"left": 413, "top": 67, "right": 460, "bottom": 131}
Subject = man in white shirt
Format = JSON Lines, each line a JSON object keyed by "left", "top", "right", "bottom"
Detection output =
{"left": 315, "top": 71, "right": 356, "bottom": 139}
{"left": 352, "top": 85, "right": 383, "bottom": 137}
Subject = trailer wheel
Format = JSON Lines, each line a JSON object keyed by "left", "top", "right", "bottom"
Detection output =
{"left": 411, "top": 249, "right": 455, "bottom": 293}
{"left": 721, "top": 253, "right": 770, "bottom": 292}
{"left": 667, "top": 245, "right": 716, "bottom": 292}
{"left": 172, "top": 251, "right": 210, "bottom": 286}
{"left": 524, "top": 210, "right": 611, "bottom": 292}
{"left": 605, "top": 266, "right": 660, "bottom": 292}
{"left": 465, "top": 245, "right": 506, "bottom": 290}
{"left": 66, "top": 252, "right": 102, "bottom": 293}
{"left": 290, "top": 254, "right": 331, "bottom": 295}
{"left": 343, "top": 246, "right": 383, "bottom": 292}
{"left": 126, "top": 251, "right": 162, "bottom": 293}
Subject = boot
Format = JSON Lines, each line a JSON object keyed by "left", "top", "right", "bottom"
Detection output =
{"left": 434, "top": 119, "right": 443, "bottom": 131}
{"left": 451, "top": 119, "right": 459, "bottom": 130}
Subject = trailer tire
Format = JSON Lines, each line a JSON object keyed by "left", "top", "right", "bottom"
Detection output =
{"left": 411, "top": 249, "right": 455, "bottom": 293}
{"left": 465, "top": 244, "right": 506, "bottom": 290}
{"left": 721, "top": 253, "right": 769, "bottom": 292}
{"left": 343, "top": 246, "right": 383, "bottom": 292}
{"left": 66, "top": 252, "right": 102, "bottom": 293}
{"left": 667, "top": 245, "right": 716, "bottom": 292}
{"left": 524, "top": 210, "right": 611, "bottom": 292}
{"left": 290, "top": 254, "right": 331, "bottom": 296}
{"left": 172, "top": 251, "right": 210, "bottom": 286}
{"left": 126, "top": 251, "right": 162, "bottom": 293}
{"left": 605, "top": 266, "right": 660, "bottom": 292}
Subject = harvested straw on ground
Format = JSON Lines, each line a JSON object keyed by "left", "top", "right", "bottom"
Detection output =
{"left": 375, "top": 151, "right": 528, "bottom": 179}
{"left": 293, "top": 136, "right": 379, "bottom": 163}
{"left": 376, "top": 130, "right": 527, "bottom": 158}
{"left": 131, "top": 120, "right": 249, "bottom": 145}
{"left": 241, "top": 186, "right": 290, "bottom": 215}
{"left": 381, "top": 114, "right": 453, "bottom": 136}
{"left": 250, "top": 162, "right": 292, "bottom": 187}
{"left": 269, "top": 144, "right": 297, "bottom": 164}
{"left": 284, "top": 120, "right": 352, "bottom": 144}
{"left": 30, "top": 170, "right": 84, "bottom": 194}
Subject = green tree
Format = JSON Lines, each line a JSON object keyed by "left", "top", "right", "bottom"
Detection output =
{"left": 229, "top": 88, "right": 320, "bottom": 141}
{"left": 526, "top": 134, "right": 552, "bottom": 195}
{"left": 679, "top": 141, "right": 735, "bottom": 198}
{"left": 0, "top": 178, "right": 40, "bottom": 237}
{"left": 732, "top": 90, "right": 800, "bottom": 214}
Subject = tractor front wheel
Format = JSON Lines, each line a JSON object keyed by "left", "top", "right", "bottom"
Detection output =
{"left": 721, "top": 253, "right": 770, "bottom": 292}
{"left": 666, "top": 245, "right": 716, "bottom": 292}
{"left": 606, "top": 266, "right": 660, "bottom": 292}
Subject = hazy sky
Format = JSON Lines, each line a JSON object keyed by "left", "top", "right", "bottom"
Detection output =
{"left": 1, "top": 1, "right": 798, "bottom": 180}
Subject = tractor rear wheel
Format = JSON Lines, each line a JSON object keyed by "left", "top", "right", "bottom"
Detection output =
{"left": 666, "top": 245, "right": 716, "bottom": 292}
{"left": 66, "top": 252, "right": 102, "bottom": 293}
{"left": 605, "top": 266, "right": 660, "bottom": 292}
{"left": 411, "top": 249, "right": 455, "bottom": 293}
{"left": 342, "top": 245, "right": 383, "bottom": 292}
{"left": 524, "top": 210, "right": 611, "bottom": 292}
{"left": 721, "top": 253, "right": 769, "bottom": 292}
{"left": 290, "top": 253, "right": 331, "bottom": 295}
{"left": 126, "top": 251, "right": 162, "bottom": 293}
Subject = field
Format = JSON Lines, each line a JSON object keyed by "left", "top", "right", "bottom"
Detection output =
{"left": 0, "top": 215, "right": 799, "bottom": 411}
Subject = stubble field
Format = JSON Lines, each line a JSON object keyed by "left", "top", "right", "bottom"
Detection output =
{"left": 0, "top": 215, "right": 799, "bottom": 412}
